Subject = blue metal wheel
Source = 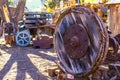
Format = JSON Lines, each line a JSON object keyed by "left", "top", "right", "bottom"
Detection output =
{"left": 16, "top": 30, "right": 31, "bottom": 46}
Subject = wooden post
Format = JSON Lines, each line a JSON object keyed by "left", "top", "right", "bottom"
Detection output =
{"left": 12, "top": 0, "right": 26, "bottom": 31}
{"left": 0, "top": 0, "right": 11, "bottom": 22}
{"left": 108, "top": 5, "right": 120, "bottom": 36}
{"left": 117, "top": 6, "right": 120, "bottom": 35}
{"left": 14, "top": 0, "right": 26, "bottom": 22}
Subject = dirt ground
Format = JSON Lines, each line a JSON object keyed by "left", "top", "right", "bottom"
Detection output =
{"left": 0, "top": 39, "right": 56, "bottom": 80}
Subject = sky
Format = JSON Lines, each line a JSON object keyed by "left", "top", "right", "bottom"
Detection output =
{"left": 26, "top": 0, "right": 45, "bottom": 11}
{"left": 12, "top": 0, "right": 45, "bottom": 11}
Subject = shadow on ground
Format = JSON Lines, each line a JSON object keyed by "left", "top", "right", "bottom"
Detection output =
{"left": 0, "top": 45, "right": 56, "bottom": 80}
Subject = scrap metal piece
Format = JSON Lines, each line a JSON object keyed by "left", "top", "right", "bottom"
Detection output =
{"left": 4, "top": 22, "right": 14, "bottom": 35}
{"left": 33, "top": 36, "right": 53, "bottom": 49}
{"left": 114, "top": 34, "right": 120, "bottom": 45}
{"left": 109, "top": 37, "right": 119, "bottom": 54}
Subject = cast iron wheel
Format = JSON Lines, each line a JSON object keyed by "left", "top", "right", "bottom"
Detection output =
{"left": 54, "top": 6, "right": 109, "bottom": 77}
{"left": 16, "top": 30, "right": 31, "bottom": 47}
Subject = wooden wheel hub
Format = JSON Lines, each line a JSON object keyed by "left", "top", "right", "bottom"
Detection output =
{"left": 63, "top": 24, "right": 89, "bottom": 59}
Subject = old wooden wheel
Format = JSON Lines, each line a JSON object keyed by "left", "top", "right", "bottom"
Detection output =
{"left": 54, "top": 6, "right": 109, "bottom": 77}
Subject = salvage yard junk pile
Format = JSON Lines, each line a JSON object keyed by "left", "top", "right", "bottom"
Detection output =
{"left": 0, "top": 0, "right": 55, "bottom": 48}
{"left": 0, "top": 0, "right": 120, "bottom": 80}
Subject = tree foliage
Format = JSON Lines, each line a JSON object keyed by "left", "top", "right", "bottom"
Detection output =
{"left": 8, "top": 0, "right": 14, "bottom": 6}
{"left": 44, "top": 0, "right": 57, "bottom": 9}
{"left": 45, "top": 0, "right": 69, "bottom": 8}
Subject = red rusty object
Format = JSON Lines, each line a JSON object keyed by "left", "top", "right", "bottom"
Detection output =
{"left": 63, "top": 24, "right": 89, "bottom": 59}
{"left": 4, "top": 34, "right": 16, "bottom": 45}
{"left": 33, "top": 36, "right": 53, "bottom": 49}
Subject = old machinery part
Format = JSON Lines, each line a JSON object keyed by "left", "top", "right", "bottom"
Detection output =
{"left": 106, "top": 26, "right": 119, "bottom": 54}
{"left": 16, "top": 30, "right": 31, "bottom": 46}
{"left": 107, "top": 63, "right": 120, "bottom": 79}
{"left": 4, "top": 22, "right": 14, "bottom": 35}
{"left": 54, "top": 6, "right": 109, "bottom": 78}
{"left": 32, "top": 27, "right": 54, "bottom": 49}
{"left": 32, "top": 36, "right": 53, "bottom": 49}
{"left": 3, "top": 22, "right": 15, "bottom": 44}
{"left": 109, "top": 37, "right": 119, "bottom": 54}
{"left": 114, "top": 34, "right": 120, "bottom": 45}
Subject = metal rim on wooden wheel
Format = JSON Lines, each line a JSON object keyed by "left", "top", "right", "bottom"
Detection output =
{"left": 54, "top": 6, "right": 109, "bottom": 77}
{"left": 16, "top": 30, "right": 31, "bottom": 47}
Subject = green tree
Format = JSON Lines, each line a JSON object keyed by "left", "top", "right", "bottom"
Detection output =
{"left": 8, "top": 0, "right": 14, "bottom": 6}
{"left": 44, "top": 0, "right": 57, "bottom": 9}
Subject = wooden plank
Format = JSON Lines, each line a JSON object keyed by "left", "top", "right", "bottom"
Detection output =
{"left": 117, "top": 7, "right": 120, "bottom": 34}
{"left": 25, "top": 24, "right": 56, "bottom": 29}
{"left": 2, "top": 4, "right": 10, "bottom": 22}
{"left": 9, "top": 7, "right": 16, "bottom": 17}
{"left": 0, "top": 0, "right": 11, "bottom": 22}
{"left": 25, "top": 16, "right": 46, "bottom": 19}
{"left": 109, "top": 6, "right": 116, "bottom": 36}
{"left": 25, "top": 20, "right": 37, "bottom": 23}
{"left": 25, "top": 16, "right": 37, "bottom": 18}
{"left": 24, "top": 12, "right": 41, "bottom": 15}
{"left": 109, "top": 6, "right": 120, "bottom": 36}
